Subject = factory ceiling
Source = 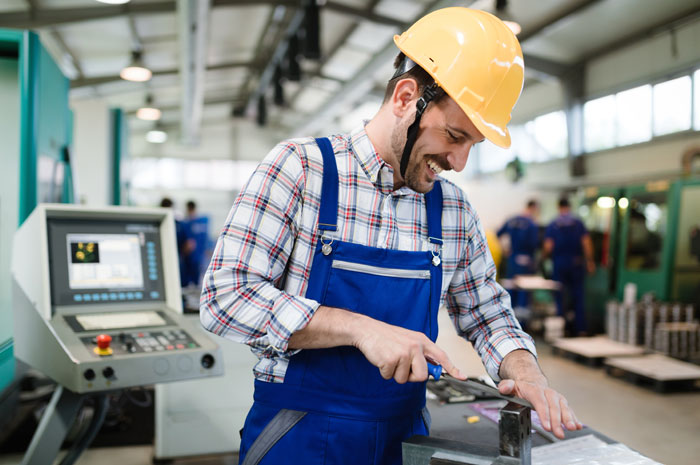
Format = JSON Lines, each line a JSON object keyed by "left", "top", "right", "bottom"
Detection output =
{"left": 1, "top": 0, "right": 699, "bottom": 143}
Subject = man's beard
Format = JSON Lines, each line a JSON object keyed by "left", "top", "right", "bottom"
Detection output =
{"left": 390, "top": 119, "right": 434, "bottom": 194}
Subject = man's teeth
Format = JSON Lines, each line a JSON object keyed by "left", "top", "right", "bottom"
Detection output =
{"left": 427, "top": 160, "right": 443, "bottom": 174}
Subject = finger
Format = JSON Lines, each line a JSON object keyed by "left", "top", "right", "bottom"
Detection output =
{"left": 378, "top": 362, "right": 395, "bottom": 380}
{"left": 498, "top": 379, "right": 516, "bottom": 395}
{"left": 393, "top": 355, "right": 411, "bottom": 384}
{"left": 408, "top": 352, "right": 428, "bottom": 382}
{"left": 424, "top": 345, "right": 466, "bottom": 380}
{"left": 527, "top": 388, "right": 551, "bottom": 433}
{"left": 545, "top": 390, "right": 565, "bottom": 439}
{"left": 559, "top": 397, "right": 578, "bottom": 431}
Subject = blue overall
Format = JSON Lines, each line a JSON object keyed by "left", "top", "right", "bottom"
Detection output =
{"left": 497, "top": 215, "right": 538, "bottom": 308}
{"left": 238, "top": 138, "right": 444, "bottom": 465}
{"left": 545, "top": 214, "right": 587, "bottom": 333}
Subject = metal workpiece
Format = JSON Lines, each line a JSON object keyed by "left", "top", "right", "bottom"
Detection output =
{"left": 498, "top": 402, "right": 531, "bottom": 465}
{"left": 402, "top": 401, "right": 533, "bottom": 465}
{"left": 402, "top": 435, "right": 498, "bottom": 465}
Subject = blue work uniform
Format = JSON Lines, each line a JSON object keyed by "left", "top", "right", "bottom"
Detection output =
{"left": 237, "top": 138, "right": 443, "bottom": 465}
{"left": 545, "top": 213, "right": 588, "bottom": 333}
{"left": 180, "top": 215, "right": 209, "bottom": 287}
{"left": 497, "top": 215, "right": 539, "bottom": 308}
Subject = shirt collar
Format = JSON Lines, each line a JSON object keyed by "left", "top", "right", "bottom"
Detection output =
{"left": 349, "top": 123, "right": 394, "bottom": 194}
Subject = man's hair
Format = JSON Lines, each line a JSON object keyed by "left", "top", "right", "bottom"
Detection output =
{"left": 383, "top": 52, "right": 448, "bottom": 105}
{"left": 160, "top": 197, "right": 173, "bottom": 208}
{"left": 526, "top": 199, "right": 539, "bottom": 209}
{"left": 186, "top": 200, "right": 196, "bottom": 211}
{"left": 558, "top": 198, "right": 570, "bottom": 208}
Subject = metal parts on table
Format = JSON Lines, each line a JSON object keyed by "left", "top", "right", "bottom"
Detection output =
{"left": 405, "top": 363, "right": 533, "bottom": 465}
{"left": 403, "top": 401, "right": 531, "bottom": 465}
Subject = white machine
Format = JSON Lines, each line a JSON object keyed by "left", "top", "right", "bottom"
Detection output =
{"left": 12, "top": 204, "right": 223, "bottom": 465}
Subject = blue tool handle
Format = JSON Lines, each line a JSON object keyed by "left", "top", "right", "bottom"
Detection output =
{"left": 427, "top": 362, "right": 443, "bottom": 380}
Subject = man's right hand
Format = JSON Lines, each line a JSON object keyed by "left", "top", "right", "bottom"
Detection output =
{"left": 353, "top": 316, "right": 466, "bottom": 384}
{"left": 289, "top": 305, "right": 465, "bottom": 384}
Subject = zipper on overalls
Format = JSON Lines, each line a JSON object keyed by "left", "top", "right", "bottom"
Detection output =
{"left": 331, "top": 260, "right": 431, "bottom": 279}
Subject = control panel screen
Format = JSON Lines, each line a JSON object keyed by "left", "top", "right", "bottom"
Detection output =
{"left": 48, "top": 218, "right": 167, "bottom": 307}
{"left": 67, "top": 234, "right": 144, "bottom": 290}
{"left": 75, "top": 311, "right": 166, "bottom": 331}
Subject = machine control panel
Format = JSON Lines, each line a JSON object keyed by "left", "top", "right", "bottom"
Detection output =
{"left": 80, "top": 329, "right": 200, "bottom": 357}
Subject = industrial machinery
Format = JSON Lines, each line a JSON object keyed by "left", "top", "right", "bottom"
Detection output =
{"left": 12, "top": 204, "right": 223, "bottom": 465}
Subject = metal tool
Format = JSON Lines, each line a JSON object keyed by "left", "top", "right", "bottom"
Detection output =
{"left": 426, "top": 363, "right": 533, "bottom": 409}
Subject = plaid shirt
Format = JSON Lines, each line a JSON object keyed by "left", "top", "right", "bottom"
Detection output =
{"left": 200, "top": 124, "right": 536, "bottom": 382}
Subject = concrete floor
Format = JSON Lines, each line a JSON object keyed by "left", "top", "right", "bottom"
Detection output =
{"left": 1, "top": 318, "right": 698, "bottom": 464}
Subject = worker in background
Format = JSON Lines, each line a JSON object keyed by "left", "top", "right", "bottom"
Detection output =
{"left": 200, "top": 8, "right": 581, "bottom": 465}
{"left": 497, "top": 199, "right": 540, "bottom": 313}
{"left": 181, "top": 200, "right": 209, "bottom": 288}
{"left": 543, "top": 198, "right": 595, "bottom": 336}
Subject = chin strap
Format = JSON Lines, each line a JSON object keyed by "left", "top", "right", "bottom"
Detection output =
{"left": 399, "top": 82, "right": 441, "bottom": 179}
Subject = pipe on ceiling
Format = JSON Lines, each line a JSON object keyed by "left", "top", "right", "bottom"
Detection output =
{"left": 177, "top": 0, "right": 211, "bottom": 145}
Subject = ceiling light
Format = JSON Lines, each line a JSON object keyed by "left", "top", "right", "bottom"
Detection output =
{"left": 596, "top": 196, "right": 616, "bottom": 209}
{"left": 146, "top": 130, "right": 167, "bottom": 144}
{"left": 120, "top": 50, "right": 152, "bottom": 82}
{"left": 618, "top": 197, "right": 629, "bottom": 209}
{"left": 495, "top": 0, "right": 521, "bottom": 36}
{"left": 137, "top": 95, "right": 161, "bottom": 121}
{"left": 137, "top": 107, "right": 161, "bottom": 121}
{"left": 502, "top": 20, "right": 521, "bottom": 36}
{"left": 96, "top": 0, "right": 131, "bottom": 4}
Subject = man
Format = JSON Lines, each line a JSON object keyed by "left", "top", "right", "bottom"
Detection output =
{"left": 201, "top": 8, "right": 581, "bottom": 465}
{"left": 181, "top": 200, "right": 210, "bottom": 287}
{"left": 543, "top": 198, "right": 595, "bottom": 335}
{"left": 497, "top": 200, "right": 540, "bottom": 311}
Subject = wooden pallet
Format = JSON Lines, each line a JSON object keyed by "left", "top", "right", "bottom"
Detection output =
{"left": 551, "top": 336, "right": 646, "bottom": 367}
{"left": 604, "top": 354, "right": 700, "bottom": 393}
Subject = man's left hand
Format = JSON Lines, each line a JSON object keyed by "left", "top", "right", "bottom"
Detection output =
{"left": 498, "top": 350, "right": 582, "bottom": 439}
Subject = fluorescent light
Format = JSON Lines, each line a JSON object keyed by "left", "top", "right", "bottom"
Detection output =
{"left": 120, "top": 65, "right": 151, "bottom": 82}
{"left": 596, "top": 196, "right": 616, "bottom": 209}
{"left": 618, "top": 197, "right": 629, "bottom": 209}
{"left": 120, "top": 50, "right": 152, "bottom": 82}
{"left": 96, "top": 0, "right": 131, "bottom": 4}
{"left": 146, "top": 130, "right": 167, "bottom": 144}
{"left": 136, "top": 107, "right": 161, "bottom": 121}
{"left": 503, "top": 20, "right": 521, "bottom": 36}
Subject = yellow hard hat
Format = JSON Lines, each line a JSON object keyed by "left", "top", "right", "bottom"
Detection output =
{"left": 394, "top": 7, "right": 524, "bottom": 148}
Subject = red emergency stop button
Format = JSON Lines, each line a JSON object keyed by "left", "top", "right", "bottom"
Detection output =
{"left": 94, "top": 334, "right": 113, "bottom": 356}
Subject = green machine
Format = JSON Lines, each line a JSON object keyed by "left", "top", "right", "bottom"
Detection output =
{"left": 579, "top": 187, "right": 625, "bottom": 333}
{"left": 0, "top": 29, "right": 72, "bottom": 397}
{"left": 110, "top": 107, "right": 130, "bottom": 206}
{"left": 615, "top": 179, "right": 700, "bottom": 305}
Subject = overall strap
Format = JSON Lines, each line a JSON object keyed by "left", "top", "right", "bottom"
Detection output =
{"left": 424, "top": 181, "right": 443, "bottom": 247}
{"left": 314, "top": 137, "right": 338, "bottom": 232}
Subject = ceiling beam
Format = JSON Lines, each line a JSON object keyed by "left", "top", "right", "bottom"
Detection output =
{"left": 578, "top": 4, "right": 700, "bottom": 63}
{"left": 0, "top": 0, "right": 397, "bottom": 29}
{"left": 70, "top": 59, "right": 254, "bottom": 88}
{"left": 517, "top": 0, "right": 604, "bottom": 42}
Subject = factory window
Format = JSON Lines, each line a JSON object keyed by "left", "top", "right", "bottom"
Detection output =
{"left": 694, "top": 69, "right": 700, "bottom": 131}
{"left": 653, "top": 75, "right": 691, "bottom": 136}
{"left": 476, "top": 140, "right": 515, "bottom": 173}
{"left": 130, "top": 158, "right": 256, "bottom": 191}
{"left": 525, "top": 110, "right": 568, "bottom": 159}
{"left": 583, "top": 95, "right": 616, "bottom": 152}
{"left": 615, "top": 84, "right": 652, "bottom": 145}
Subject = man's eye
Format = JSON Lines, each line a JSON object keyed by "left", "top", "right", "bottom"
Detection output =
{"left": 447, "top": 131, "right": 459, "bottom": 142}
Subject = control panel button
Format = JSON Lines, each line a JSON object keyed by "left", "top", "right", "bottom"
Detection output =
{"left": 94, "top": 334, "right": 113, "bottom": 356}
{"left": 102, "top": 367, "right": 115, "bottom": 378}
{"left": 201, "top": 354, "right": 215, "bottom": 369}
{"left": 83, "top": 369, "right": 95, "bottom": 381}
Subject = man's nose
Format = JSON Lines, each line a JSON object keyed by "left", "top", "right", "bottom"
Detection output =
{"left": 447, "top": 144, "right": 472, "bottom": 172}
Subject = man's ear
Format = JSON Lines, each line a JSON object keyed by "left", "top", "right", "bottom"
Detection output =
{"left": 391, "top": 78, "right": 419, "bottom": 117}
